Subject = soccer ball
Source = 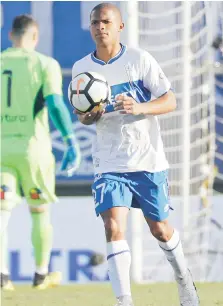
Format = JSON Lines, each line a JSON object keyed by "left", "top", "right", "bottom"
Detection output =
{"left": 68, "top": 72, "right": 110, "bottom": 113}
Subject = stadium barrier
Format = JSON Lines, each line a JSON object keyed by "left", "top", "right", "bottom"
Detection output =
{"left": 8, "top": 196, "right": 223, "bottom": 283}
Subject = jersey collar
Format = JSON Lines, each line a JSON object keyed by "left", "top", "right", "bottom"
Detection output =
{"left": 91, "top": 44, "right": 126, "bottom": 66}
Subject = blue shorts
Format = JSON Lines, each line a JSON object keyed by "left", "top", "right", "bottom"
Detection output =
{"left": 92, "top": 171, "right": 171, "bottom": 221}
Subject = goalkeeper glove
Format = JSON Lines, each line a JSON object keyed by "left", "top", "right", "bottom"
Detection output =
{"left": 60, "top": 136, "right": 81, "bottom": 177}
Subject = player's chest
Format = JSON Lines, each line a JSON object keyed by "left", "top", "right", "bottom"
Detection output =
{"left": 90, "top": 61, "right": 141, "bottom": 87}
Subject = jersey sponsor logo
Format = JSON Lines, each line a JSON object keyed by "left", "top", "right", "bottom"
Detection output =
{"left": 106, "top": 80, "right": 151, "bottom": 113}
{"left": 76, "top": 78, "right": 85, "bottom": 96}
{"left": 1, "top": 114, "right": 27, "bottom": 123}
{"left": 29, "top": 188, "right": 43, "bottom": 200}
{"left": 0, "top": 185, "right": 12, "bottom": 200}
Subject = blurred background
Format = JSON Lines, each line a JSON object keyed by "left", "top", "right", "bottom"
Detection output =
{"left": 1, "top": 1, "right": 223, "bottom": 284}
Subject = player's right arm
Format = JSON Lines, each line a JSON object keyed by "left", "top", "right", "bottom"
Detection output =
{"left": 42, "top": 57, "right": 81, "bottom": 176}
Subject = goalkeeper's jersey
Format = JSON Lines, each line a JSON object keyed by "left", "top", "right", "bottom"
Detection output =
{"left": 72, "top": 45, "right": 171, "bottom": 174}
{"left": 1, "top": 48, "right": 62, "bottom": 153}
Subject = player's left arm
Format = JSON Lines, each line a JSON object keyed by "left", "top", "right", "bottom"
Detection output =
{"left": 43, "top": 58, "right": 81, "bottom": 176}
{"left": 114, "top": 90, "right": 176, "bottom": 115}
{"left": 114, "top": 53, "right": 176, "bottom": 115}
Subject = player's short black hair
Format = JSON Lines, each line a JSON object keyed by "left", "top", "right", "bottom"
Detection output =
{"left": 12, "top": 14, "right": 38, "bottom": 36}
{"left": 90, "top": 2, "right": 122, "bottom": 21}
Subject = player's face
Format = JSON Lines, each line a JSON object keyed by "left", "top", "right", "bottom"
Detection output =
{"left": 90, "top": 8, "right": 123, "bottom": 46}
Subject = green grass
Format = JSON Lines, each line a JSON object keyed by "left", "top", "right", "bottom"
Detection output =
{"left": 2, "top": 283, "right": 223, "bottom": 306}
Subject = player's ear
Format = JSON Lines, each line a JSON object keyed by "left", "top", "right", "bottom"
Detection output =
{"left": 33, "top": 29, "right": 39, "bottom": 45}
{"left": 33, "top": 31, "right": 37, "bottom": 41}
{"left": 9, "top": 31, "right": 13, "bottom": 42}
{"left": 119, "top": 22, "right": 124, "bottom": 32}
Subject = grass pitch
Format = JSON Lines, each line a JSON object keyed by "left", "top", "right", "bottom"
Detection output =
{"left": 2, "top": 283, "right": 223, "bottom": 306}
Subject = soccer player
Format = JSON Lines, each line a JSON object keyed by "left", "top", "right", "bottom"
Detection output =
{"left": 72, "top": 3, "right": 200, "bottom": 306}
{"left": 1, "top": 15, "right": 81, "bottom": 290}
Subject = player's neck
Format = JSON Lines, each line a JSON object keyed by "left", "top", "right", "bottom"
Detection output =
{"left": 12, "top": 39, "right": 35, "bottom": 51}
{"left": 95, "top": 43, "right": 122, "bottom": 63}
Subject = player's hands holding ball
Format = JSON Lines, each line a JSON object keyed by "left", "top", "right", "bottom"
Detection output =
{"left": 74, "top": 105, "right": 104, "bottom": 125}
{"left": 114, "top": 94, "right": 142, "bottom": 115}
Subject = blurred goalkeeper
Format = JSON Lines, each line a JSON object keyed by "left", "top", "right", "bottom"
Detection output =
{"left": 0, "top": 15, "right": 81, "bottom": 290}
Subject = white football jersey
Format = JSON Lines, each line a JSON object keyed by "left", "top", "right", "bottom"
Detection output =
{"left": 72, "top": 45, "right": 171, "bottom": 174}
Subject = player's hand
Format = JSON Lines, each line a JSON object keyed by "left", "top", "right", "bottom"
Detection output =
{"left": 114, "top": 94, "right": 142, "bottom": 115}
{"left": 60, "top": 136, "right": 81, "bottom": 177}
{"left": 74, "top": 106, "right": 104, "bottom": 125}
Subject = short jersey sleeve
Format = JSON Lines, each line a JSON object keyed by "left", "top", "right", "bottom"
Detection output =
{"left": 43, "top": 58, "right": 63, "bottom": 98}
{"left": 142, "top": 52, "right": 171, "bottom": 98}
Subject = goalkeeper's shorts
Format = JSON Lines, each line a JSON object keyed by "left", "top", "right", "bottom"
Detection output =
{"left": 1, "top": 149, "right": 57, "bottom": 210}
{"left": 92, "top": 170, "right": 171, "bottom": 222}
